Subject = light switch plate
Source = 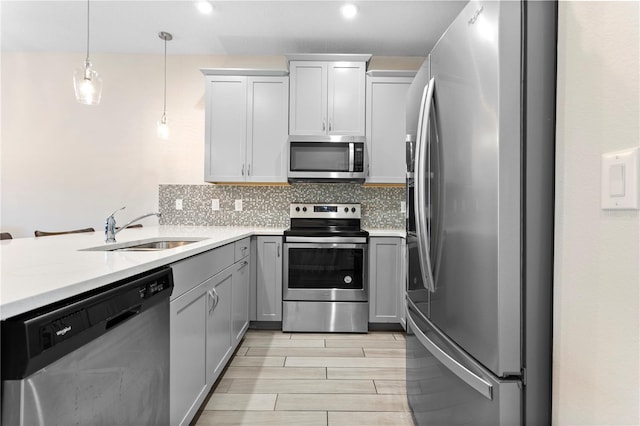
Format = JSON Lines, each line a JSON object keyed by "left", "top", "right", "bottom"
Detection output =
{"left": 400, "top": 201, "right": 406, "bottom": 213}
{"left": 601, "top": 147, "right": 639, "bottom": 209}
{"left": 175, "top": 199, "right": 183, "bottom": 210}
{"left": 234, "top": 199, "right": 243, "bottom": 211}
{"left": 211, "top": 199, "right": 220, "bottom": 211}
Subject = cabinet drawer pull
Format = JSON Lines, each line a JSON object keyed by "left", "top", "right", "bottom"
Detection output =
{"left": 238, "top": 260, "right": 249, "bottom": 270}
{"left": 277, "top": 243, "right": 281, "bottom": 258}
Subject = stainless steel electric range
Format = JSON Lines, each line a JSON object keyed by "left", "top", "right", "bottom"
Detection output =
{"left": 282, "top": 203, "right": 369, "bottom": 333}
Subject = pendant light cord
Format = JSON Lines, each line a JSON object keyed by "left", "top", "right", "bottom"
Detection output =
{"left": 85, "top": 0, "right": 90, "bottom": 62}
{"left": 163, "top": 37, "right": 167, "bottom": 115}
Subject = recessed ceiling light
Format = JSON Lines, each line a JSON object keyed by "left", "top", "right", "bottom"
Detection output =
{"left": 341, "top": 3, "right": 358, "bottom": 20}
{"left": 196, "top": 0, "right": 213, "bottom": 14}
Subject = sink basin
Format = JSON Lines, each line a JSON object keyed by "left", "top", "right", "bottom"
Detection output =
{"left": 82, "top": 238, "right": 205, "bottom": 252}
{"left": 113, "top": 240, "right": 199, "bottom": 251}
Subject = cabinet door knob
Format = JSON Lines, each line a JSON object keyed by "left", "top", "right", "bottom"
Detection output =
{"left": 329, "top": 121, "right": 332, "bottom": 132}
{"left": 241, "top": 164, "right": 245, "bottom": 176}
{"left": 322, "top": 120, "right": 326, "bottom": 131}
{"left": 277, "top": 243, "right": 281, "bottom": 258}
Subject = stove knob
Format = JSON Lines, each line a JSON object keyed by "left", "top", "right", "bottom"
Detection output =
{"left": 344, "top": 207, "right": 349, "bottom": 213}
{"left": 302, "top": 207, "right": 307, "bottom": 212}
{"left": 351, "top": 207, "right": 356, "bottom": 213}
{"left": 295, "top": 207, "right": 300, "bottom": 212}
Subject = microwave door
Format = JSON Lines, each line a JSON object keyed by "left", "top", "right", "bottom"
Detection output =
{"left": 287, "top": 139, "right": 366, "bottom": 183}
{"left": 290, "top": 142, "right": 350, "bottom": 172}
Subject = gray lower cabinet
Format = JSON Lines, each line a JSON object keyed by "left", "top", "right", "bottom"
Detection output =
{"left": 170, "top": 277, "right": 209, "bottom": 426}
{"left": 256, "top": 236, "right": 283, "bottom": 321}
{"left": 369, "top": 237, "right": 405, "bottom": 326}
{"left": 169, "top": 240, "right": 252, "bottom": 426}
{"left": 205, "top": 268, "right": 233, "bottom": 384}
{"left": 232, "top": 244, "right": 251, "bottom": 344}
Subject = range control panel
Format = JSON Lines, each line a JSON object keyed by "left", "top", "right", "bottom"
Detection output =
{"left": 290, "top": 203, "right": 361, "bottom": 219}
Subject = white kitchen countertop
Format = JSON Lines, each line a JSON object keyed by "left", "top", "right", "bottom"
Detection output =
{"left": 366, "top": 229, "right": 406, "bottom": 238}
{"left": 0, "top": 226, "right": 404, "bottom": 320}
{"left": 0, "top": 226, "right": 284, "bottom": 320}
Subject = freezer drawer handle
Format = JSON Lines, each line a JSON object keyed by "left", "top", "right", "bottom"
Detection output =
{"left": 407, "top": 311, "right": 493, "bottom": 400}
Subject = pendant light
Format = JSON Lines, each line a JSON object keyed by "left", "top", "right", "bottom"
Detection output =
{"left": 157, "top": 31, "right": 173, "bottom": 140}
{"left": 73, "top": 0, "right": 102, "bottom": 105}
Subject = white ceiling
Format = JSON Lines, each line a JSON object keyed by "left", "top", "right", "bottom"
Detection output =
{"left": 1, "top": 1, "right": 467, "bottom": 57}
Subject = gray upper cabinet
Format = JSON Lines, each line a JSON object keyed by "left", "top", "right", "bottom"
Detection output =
{"left": 202, "top": 70, "right": 289, "bottom": 183}
{"left": 289, "top": 56, "right": 369, "bottom": 136}
{"left": 365, "top": 72, "right": 415, "bottom": 183}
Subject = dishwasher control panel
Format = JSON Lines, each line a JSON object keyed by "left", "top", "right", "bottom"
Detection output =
{"left": 1, "top": 267, "right": 174, "bottom": 380}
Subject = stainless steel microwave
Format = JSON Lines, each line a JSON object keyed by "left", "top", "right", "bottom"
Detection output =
{"left": 287, "top": 135, "right": 366, "bottom": 183}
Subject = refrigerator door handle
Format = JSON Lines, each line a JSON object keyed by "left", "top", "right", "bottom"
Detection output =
{"left": 414, "top": 77, "right": 436, "bottom": 292}
{"left": 407, "top": 309, "right": 494, "bottom": 401}
{"left": 431, "top": 85, "right": 446, "bottom": 285}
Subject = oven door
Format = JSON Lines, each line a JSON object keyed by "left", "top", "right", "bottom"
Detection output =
{"left": 283, "top": 239, "right": 368, "bottom": 302}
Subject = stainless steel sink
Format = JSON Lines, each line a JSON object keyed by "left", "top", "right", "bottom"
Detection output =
{"left": 113, "top": 240, "right": 200, "bottom": 251}
{"left": 82, "top": 238, "right": 205, "bottom": 252}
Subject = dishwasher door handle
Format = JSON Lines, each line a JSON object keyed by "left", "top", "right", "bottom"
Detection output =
{"left": 106, "top": 305, "right": 142, "bottom": 330}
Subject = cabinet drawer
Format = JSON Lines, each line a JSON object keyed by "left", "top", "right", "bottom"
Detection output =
{"left": 235, "top": 238, "right": 250, "bottom": 261}
{"left": 171, "top": 244, "right": 235, "bottom": 300}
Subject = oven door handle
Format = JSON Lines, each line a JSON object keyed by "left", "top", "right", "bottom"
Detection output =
{"left": 285, "top": 236, "right": 368, "bottom": 244}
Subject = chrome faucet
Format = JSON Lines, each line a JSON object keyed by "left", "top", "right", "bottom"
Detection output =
{"left": 105, "top": 207, "right": 161, "bottom": 243}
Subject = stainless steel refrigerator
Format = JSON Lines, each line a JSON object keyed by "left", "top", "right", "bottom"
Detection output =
{"left": 405, "top": 1, "right": 557, "bottom": 424}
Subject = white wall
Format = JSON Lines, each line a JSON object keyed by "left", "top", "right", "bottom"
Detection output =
{"left": 0, "top": 53, "right": 285, "bottom": 237}
{"left": 554, "top": 2, "right": 639, "bottom": 424}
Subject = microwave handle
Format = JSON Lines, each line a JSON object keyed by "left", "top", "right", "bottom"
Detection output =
{"left": 349, "top": 143, "right": 355, "bottom": 172}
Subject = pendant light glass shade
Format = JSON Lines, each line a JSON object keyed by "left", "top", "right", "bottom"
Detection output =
{"left": 74, "top": 59, "right": 102, "bottom": 105}
{"left": 157, "top": 113, "right": 169, "bottom": 140}
{"left": 157, "top": 31, "right": 172, "bottom": 140}
{"left": 74, "top": 0, "right": 102, "bottom": 105}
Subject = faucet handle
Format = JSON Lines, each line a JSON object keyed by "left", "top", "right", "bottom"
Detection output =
{"left": 108, "top": 206, "right": 126, "bottom": 218}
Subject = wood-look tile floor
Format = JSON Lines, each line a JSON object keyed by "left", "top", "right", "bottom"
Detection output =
{"left": 194, "top": 330, "right": 415, "bottom": 426}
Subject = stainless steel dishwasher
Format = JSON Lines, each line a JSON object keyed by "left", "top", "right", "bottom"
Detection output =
{"left": 1, "top": 267, "right": 173, "bottom": 426}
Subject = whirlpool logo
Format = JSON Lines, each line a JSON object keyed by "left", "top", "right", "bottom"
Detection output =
{"left": 56, "top": 326, "right": 72, "bottom": 336}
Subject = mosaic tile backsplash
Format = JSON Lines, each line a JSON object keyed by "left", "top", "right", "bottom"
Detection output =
{"left": 159, "top": 184, "right": 405, "bottom": 229}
